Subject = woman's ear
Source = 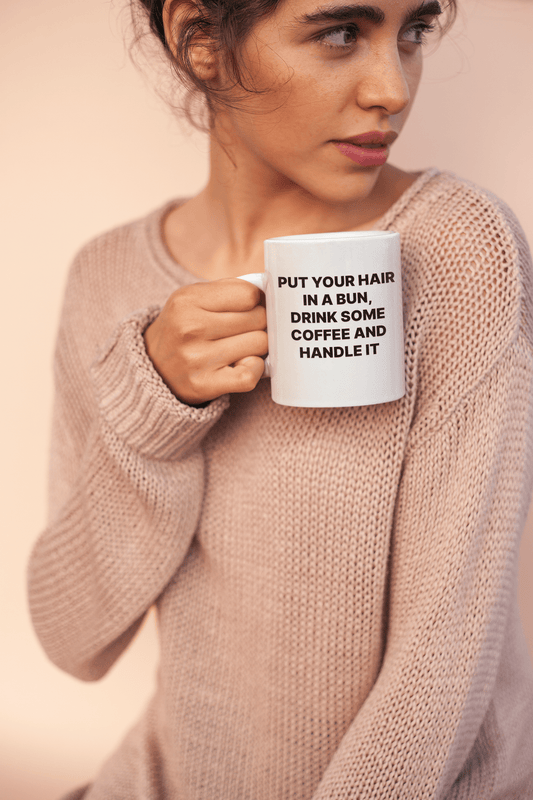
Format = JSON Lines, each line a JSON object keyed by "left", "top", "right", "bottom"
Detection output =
{"left": 162, "top": 0, "right": 218, "bottom": 81}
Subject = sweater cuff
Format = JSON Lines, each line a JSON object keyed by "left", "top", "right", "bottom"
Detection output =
{"left": 91, "top": 307, "right": 230, "bottom": 461}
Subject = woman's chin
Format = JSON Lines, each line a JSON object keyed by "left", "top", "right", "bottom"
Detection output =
{"left": 297, "top": 168, "right": 384, "bottom": 208}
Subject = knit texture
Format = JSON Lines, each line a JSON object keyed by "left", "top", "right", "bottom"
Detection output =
{"left": 28, "top": 168, "right": 533, "bottom": 799}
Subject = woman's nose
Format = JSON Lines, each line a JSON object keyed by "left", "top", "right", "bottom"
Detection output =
{"left": 355, "top": 47, "right": 411, "bottom": 115}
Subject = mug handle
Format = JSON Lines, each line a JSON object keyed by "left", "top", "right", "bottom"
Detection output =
{"left": 236, "top": 273, "right": 271, "bottom": 378}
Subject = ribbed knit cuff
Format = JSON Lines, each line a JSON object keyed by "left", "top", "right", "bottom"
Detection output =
{"left": 91, "top": 307, "right": 230, "bottom": 461}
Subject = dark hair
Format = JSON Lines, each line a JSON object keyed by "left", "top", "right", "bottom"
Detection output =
{"left": 132, "top": 0, "right": 458, "bottom": 129}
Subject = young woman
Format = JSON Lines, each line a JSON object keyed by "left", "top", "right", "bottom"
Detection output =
{"left": 28, "top": 1, "right": 533, "bottom": 797}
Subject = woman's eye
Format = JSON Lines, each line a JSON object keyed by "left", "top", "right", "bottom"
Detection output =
{"left": 316, "top": 25, "right": 359, "bottom": 48}
{"left": 401, "top": 21, "right": 436, "bottom": 45}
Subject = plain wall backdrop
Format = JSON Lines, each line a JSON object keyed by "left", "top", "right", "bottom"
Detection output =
{"left": 2, "top": 0, "right": 532, "bottom": 797}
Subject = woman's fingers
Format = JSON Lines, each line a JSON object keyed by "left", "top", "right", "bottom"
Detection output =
{"left": 165, "top": 281, "right": 266, "bottom": 341}
{"left": 204, "top": 306, "right": 267, "bottom": 340}
{"left": 184, "top": 278, "right": 264, "bottom": 313}
{"left": 144, "top": 278, "right": 269, "bottom": 405}
{"left": 205, "top": 329, "right": 268, "bottom": 369}
{"left": 196, "top": 357, "right": 267, "bottom": 402}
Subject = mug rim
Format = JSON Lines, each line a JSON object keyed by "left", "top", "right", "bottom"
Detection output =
{"left": 265, "top": 230, "right": 399, "bottom": 244}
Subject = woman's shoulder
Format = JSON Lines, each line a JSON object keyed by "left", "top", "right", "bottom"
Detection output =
{"left": 396, "top": 167, "right": 527, "bottom": 245}
{"left": 406, "top": 168, "right": 531, "bottom": 266}
{"left": 54, "top": 200, "right": 194, "bottom": 374}
{"left": 60, "top": 199, "right": 193, "bottom": 333}
{"left": 67, "top": 199, "right": 187, "bottom": 292}
{"left": 399, "top": 167, "right": 532, "bottom": 325}
{"left": 398, "top": 169, "right": 533, "bottom": 433}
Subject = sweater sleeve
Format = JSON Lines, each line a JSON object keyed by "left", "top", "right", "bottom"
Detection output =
{"left": 311, "top": 336, "right": 533, "bottom": 799}
{"left": 28, "top": 295, "right": 229, "bottom": 682}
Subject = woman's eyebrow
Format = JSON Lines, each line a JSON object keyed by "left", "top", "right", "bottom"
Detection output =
{"left": 295, "top": 1, "right": 443, "bottom": 26}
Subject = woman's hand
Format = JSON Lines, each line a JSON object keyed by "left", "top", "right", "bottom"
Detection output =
{"left": 144, "top": 278, "right": 268, "bottom": 405}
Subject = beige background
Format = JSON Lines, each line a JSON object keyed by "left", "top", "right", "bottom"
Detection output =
{"left": 2, "top": 0, "right": 532, "bottom": 797}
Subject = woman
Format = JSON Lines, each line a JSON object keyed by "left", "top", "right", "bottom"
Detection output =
{"left": 28, "top": 0, "right": 533, "bottom": 797}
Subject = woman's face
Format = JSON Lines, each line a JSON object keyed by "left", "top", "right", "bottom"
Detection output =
{"left": 214, "top": 0, "right": 443, "bottom": 203}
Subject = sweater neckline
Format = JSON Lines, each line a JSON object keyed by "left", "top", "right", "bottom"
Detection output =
{"left": 144, "top": 166, "right": 442, "bottom": 284}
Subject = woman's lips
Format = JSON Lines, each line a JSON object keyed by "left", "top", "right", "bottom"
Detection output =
{"left": 333, "top": 141, "right": 389, "bottom": 167}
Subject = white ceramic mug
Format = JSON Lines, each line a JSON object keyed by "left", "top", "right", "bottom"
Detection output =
{"left": 238, "top": 230, "right": 405, "bottom": 408}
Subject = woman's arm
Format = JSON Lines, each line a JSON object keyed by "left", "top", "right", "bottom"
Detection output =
{"left": 311, "top": 340, "right": 533, "bottom": 799}
{"left": 28, "top": 295, "right": 230, "bottom": 682}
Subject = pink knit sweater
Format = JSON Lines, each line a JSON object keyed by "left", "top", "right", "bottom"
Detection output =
{"left": 29, "top": 168, "right": 533, "bottom": 799}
